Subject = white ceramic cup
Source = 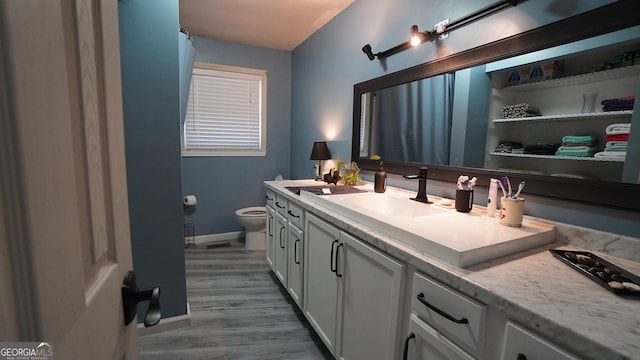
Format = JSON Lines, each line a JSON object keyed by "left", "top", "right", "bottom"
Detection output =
{"left": 499, "top": 197, "right": 525, "bottom": 227}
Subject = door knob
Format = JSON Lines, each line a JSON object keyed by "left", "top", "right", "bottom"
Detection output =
{"left": 121, "top": 271, "right": 161, "bottom": 327}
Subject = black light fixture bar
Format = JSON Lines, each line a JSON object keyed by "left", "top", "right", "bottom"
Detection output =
{"left": 362, "top": 0, "right": 520, "bottom": 61}
{"left": 443, "top": 0, "right": 521, "bottom": 34}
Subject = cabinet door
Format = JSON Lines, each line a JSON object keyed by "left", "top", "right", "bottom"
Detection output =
{"left": 501, "top": 321, "right": 579, "bottom": 360}
{"left": 266, "top": 205, "right": 276, "bottom": 270}
{"left": 304, "top": 213, "right": 341, "bottom": 355}
{"left": 338, "top": 232, "right": 404, "bottom": 360}
{"left": 274, "top": 212, "right": 288, "bottom": 285}
{"left": 404, "top": 314, "right": 475, "bottom": 360}
{"left": 287, "top": 223, "right": 304, "bottom": 308}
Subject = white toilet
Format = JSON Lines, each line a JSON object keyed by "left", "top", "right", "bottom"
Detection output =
{"left": 235, "top": 206, "right": 267, "bottom": 250}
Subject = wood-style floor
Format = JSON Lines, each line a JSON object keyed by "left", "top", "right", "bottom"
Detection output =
{"left": 138, "top": 241, "right": 333, "bottom": 360}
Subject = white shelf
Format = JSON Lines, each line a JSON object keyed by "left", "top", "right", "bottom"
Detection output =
{"left": 502, "top": 64, "right": 640, "bottom": 91}
{"left": 492, "top": 110, "right": 633, "bottom": 123}
{"left": 489, "top": 152, "right": 625, "bottom": 163}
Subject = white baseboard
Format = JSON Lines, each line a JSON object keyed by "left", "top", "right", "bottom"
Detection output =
{"left": 193, "top": 231, "right": 244, "bottom": 247}
{"left": 138, "top": 303, "right": 192, "bottom": 336}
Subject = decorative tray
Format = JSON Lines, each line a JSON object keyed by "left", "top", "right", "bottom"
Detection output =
{"left": 550, "top": 249, "right": 640, "bottom": 297}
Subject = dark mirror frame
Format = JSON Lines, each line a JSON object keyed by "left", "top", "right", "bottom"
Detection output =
{"left": 352, "top": 0, "right": 640, "bottom": 211}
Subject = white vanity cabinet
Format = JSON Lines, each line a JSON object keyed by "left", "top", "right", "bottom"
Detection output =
{"left": 501, "top": 321, "right": 580, "bottom": 360}
{"left": 304, "top": 213, "right": 404, "bottom": 359}
{"left": 403, "top": 272, "right": 487, "bottom": 360}
{"left": 274, "top": 212, "right": 288, "bottom": 285}
{"left": 404, "top": 313, "right": 475, "bottom": 360}
{"left": 338, "top": 231, "right": 404, "bottom": 360}
{"left": 268, "top": 190, "right": 306, "bottom": 307}
{"left": 286, "top": 202, "right": 305, "bottom": 307}
{"left": 287, "top": 220, "right": 304, "bottom": 308}
{"left": 304, "top": 212, "right": 341, "bottom": 354}
{"left": 265, "top": 204, "right": 276, "bottom": 270}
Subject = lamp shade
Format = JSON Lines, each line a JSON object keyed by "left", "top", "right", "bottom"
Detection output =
{"left": 310, "top": 141, "right": 331, "bottom": 160}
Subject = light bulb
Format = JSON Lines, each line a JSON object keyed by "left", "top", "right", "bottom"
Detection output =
{"left": 410, "top": 35, "right": 422, "bottom": 47}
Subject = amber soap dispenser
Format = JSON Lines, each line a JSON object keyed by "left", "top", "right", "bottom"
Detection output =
{"left": 374, "top": 162, "right": 386, "bottom": 193}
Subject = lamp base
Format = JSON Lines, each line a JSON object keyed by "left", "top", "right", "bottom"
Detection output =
{"left": 315, "top": 161, "right": 323, "bottom": 181}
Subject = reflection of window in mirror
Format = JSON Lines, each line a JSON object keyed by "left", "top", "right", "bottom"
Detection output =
{"left": 359, "top": 92, "right": 372, "bottom": 158}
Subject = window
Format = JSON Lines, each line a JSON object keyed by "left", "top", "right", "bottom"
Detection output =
{"left": 183, "top": 63, "right": 267, "bottom": 156}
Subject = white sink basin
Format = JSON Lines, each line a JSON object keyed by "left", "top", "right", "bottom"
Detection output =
{"left": 341, "top": 193, "right": 447, "bottom": 219}
{"left": 300, "top": 185, "right": 555, "bottom": 267}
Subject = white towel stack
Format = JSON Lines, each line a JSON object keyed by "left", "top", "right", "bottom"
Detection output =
{"left": 595, "top": 123, "right": 631, "bottom": 160}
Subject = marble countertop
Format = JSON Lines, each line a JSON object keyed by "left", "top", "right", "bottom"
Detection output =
{"left": 265, "top": 180, "right": 640, "bottom": 360}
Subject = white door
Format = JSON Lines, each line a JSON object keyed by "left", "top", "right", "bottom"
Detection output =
{"left": 338, "top": 232, "right": 404, "bottom": 360}
{"left": 303, "top": 213, "right": 341, "bottom": 355}
{"left": 1, "top": 0, "right": 138, "bottom": 359}
{"left": 274, "top": 213, "right": 288, "bottom": 284}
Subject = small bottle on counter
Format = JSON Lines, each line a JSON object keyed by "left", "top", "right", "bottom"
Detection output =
{"left": 374, "top": 162, "right": 386, "bottom": 193}
{"left": 487, "top": 178, "right": 498, "bottom": 217}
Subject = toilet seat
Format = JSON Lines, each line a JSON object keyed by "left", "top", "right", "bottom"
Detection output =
{"left": 236, "top": 206, "right": 266, "bottom": 217}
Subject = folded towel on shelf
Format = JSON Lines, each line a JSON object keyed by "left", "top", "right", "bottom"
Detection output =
{"left": 605, "top": 133, "right": 630, "bottom": 142}
{"left": 605, "top": 141, "right": 628, "bottom": 151}
{"left": 502, "top": 103, "right": 542, "bottom": 119}
{"left": 561, "top": 135, "right": 598, "bottom": 143}
{"left": 605, "top": 123, "right": 631, "bottom": 135}
{"left": 555, "top": 145, "right": 598, "bottom": 157}
{"left": 523, "top": 143, "right": 561, "bottom": 155}
{"left": 594, "top": 151, "right": 626, "bottom": 159}
{"left": 494, "top": 141, "right": 524, "bottom": 153}
{"left": 601, "top": 96, "right": 635, "bottom": 112}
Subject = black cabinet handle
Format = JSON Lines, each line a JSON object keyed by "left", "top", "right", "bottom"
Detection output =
{"left": 287, "top": 210, "right": 300, "bottom": 218}
{"left": 275, "top": 201, "right": 285, "bottom": 209}
{"left": 265, "top": 195, "right": 273, "bottom": 201}
{"left": 335, "top": 243, "right": 344, "bottom": 277}
{"left": 330, "top": 239, "right": 339, "bottom": 273}
{"left": 416, "top": 292, "right": 468, "bottom": 324}
{"left": 268, "top": 217, "right": 273, "bottom": 237}
{"left": 122, "top": 271, "right": 161, "bottom": 327}
{"left": 294, "top": 239, "right": 300, "bottom": 264}
{"left": 403, "top": 333, "right": 416, "bottom": 360}
{"left": 517, "top": 353, "right": 527, "bottom": 360}
{"left": 279, "top": 226, "right": 285, "bottom": 248}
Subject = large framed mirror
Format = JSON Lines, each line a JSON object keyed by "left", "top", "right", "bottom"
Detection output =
{"left": 352, "top": 0, "right": 640, "bottom": 211}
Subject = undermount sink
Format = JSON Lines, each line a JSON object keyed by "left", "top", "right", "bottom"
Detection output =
{"left": 341, "top": 193, "right": 447, "bottom": 219}
{"left": 299, "top": 185, "right": 555, "bottom": 267}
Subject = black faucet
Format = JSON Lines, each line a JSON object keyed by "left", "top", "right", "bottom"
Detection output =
{"left": 403, "top": 167, "right": 431, "bottom": 203}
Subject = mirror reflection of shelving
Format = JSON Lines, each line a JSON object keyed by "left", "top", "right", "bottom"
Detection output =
{"left": 485, "top": 42, "right": 639, "bottom": 182}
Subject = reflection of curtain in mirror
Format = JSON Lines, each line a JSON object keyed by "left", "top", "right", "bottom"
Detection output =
{"left": 179, "top": 28, "right": 196, "bottom": 126}
{"left": 372, "top": 73, "right": 454, "bottom": 164}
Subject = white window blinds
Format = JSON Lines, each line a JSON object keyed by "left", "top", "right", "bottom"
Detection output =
{"left": 183, "top": 64, "right": 266, "bottom": 156}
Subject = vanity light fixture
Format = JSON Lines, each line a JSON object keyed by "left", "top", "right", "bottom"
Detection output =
{"left": 362, "top": 0, "right": 521, "bottom": 61}
{"left": 310, "top": 141, "right": 331, "bottom": 181}
{"left": 362, "top": 25, "right": 434, "bottom": 61}
{"left": 410, "top": 25, "right": 433, "bottom": 47}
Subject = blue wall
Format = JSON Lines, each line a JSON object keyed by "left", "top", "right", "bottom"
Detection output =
{"left": 182, "top": 37, "right": 291, "bottom": 235}
{"left": 290, "top": 0, "right": 640, "bottom": 236}
{"left": 118, "top": 0, "right": 187, "bottom": 320}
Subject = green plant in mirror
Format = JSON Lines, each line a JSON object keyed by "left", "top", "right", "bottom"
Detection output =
{"left": 336, "top": 158, "right": 360, "bottom": 186}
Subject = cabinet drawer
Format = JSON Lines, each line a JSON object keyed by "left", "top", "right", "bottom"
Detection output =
{"left": 274, "top": 193, "right": 288, "bottom": 216}
{"left": 501, "top": 321, "right": 579, "bottom": 360}
{"left": 287, "top": 202, "right": 304, "bottom": 228}
{"left": 412, "top": 272, "right": 486, "bottom": 354}
{"left": 405, "top": 313, "right": 475, "bottom": 360}
{"left": 265, "top": 189, "right": 276, "bottom": 208}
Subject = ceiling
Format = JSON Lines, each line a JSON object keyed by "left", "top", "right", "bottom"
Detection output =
{"left": 179, "top": 0, "right": 356, "bottom": 51}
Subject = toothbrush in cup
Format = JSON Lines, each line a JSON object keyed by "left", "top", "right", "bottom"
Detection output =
{"left": 501, "top": 176, "right": 511, "bottom": 197}
{"left": 513, "top": 181, "right": 525, "bottom": 199}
